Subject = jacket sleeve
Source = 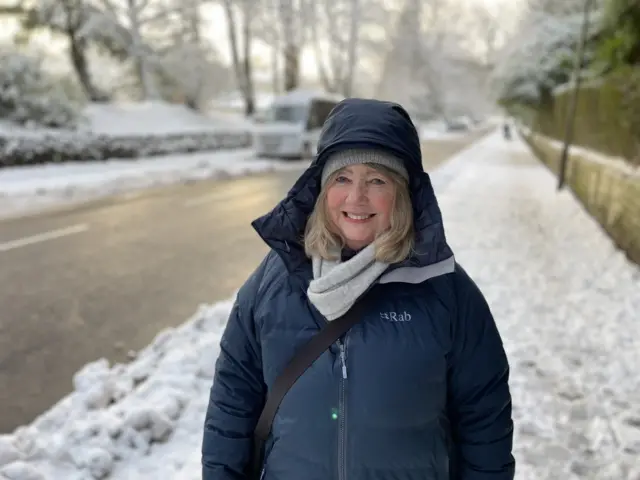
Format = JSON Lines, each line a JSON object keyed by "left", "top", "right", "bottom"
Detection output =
{"left": 447, "top": 265, "right": 515, "bottom": 480}
{"left": 201, "top": 266, "right": 267, "bottom": 479}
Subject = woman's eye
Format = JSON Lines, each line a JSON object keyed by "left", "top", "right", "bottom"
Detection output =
{"left": 369, "top": 178, "right": 386, "bottom": 185}
{"left": 335, "top": 176, "right": 350, "bottom": 183}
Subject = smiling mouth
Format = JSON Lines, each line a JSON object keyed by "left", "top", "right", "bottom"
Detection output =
{"left": 343, "top": 212, "right": 375, "bottom": 220}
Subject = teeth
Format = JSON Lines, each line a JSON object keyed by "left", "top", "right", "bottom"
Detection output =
{"left": 346, "top": 213, "right": 371, "bottom": 220}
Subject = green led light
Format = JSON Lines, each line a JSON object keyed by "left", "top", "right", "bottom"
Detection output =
{"left": 331, "top": 408, "right": 338, "bottom": 420}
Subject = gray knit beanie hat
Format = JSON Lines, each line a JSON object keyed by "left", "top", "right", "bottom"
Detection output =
{"left": 320, "top": 149, "right": 409, "bottom": 187}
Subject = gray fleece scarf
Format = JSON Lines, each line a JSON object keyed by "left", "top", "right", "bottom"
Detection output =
{"left": 307, "top": 243, "right": 389, "bottom": 320}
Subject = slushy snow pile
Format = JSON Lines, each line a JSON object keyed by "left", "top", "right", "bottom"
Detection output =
{"left": 1, "top": 130, "right": 639, "bottom": 480}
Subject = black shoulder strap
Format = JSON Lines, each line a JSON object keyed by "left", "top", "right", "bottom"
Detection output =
{"left": 249, "top": 298, "right": 368, "bottom": 475}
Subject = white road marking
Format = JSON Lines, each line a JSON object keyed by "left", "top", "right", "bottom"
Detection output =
{"left": 0, "top": 224, "right": 89, "bottom": 253}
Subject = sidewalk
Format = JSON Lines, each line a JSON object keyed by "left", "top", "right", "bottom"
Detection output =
{"left": 1, "top": 129, "right": 638, "bottom": 480}
{"left": 436, "top": 131, "right": 640, "bottom": 479}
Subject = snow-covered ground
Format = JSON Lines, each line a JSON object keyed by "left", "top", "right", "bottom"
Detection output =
{"left": 418, "top": 118, "right": 489, "bottom": 141}
{"left": 82, "top": 102, "right": 249, "bottom": 136}
{"left": 0, "top": 114, "right": 487, "bottom": 221}
{"left": 210, "top": 91, "right": 275, "bottom": 117}
{"left": 0, "top": 101, "right": 248, "bottom": 139}
{"left": 1, "top": 130, "right": 639, "bottom": 480}
{"left": 0, "top": 150, "right": 308, "bottom": 220}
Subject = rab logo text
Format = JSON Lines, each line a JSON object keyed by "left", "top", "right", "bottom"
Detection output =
{"left": 380, "top": 311, "right": 412, "bottom": 322}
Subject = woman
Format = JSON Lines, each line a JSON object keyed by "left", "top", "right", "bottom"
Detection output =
{"left": 202, "top": 99, "right": 515, "bottom": 479}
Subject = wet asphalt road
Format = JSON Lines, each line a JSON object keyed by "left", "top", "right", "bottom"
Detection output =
{"left": 0, "top": 131, "right": 488, "bottom": 433}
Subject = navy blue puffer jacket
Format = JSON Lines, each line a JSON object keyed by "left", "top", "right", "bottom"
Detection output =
{"left": 202, "top": 99, "right": 515, "bottom": 480}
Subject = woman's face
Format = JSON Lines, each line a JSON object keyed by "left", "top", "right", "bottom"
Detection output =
{"left": 325, "top": 164, "right": 396, "bottom": 250}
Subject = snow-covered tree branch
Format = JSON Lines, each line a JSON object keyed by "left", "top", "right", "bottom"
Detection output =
{"left": 491, "top": 0, "right": 606, "bottom": 104}
{"left": 19, "top": 0, "right": 124, "bottom": 101}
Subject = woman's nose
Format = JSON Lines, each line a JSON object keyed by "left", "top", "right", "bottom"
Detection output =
{"left": 346, "top": 182, "right": 366, "bottom": 202}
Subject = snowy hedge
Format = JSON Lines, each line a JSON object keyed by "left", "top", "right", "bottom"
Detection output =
{"left": 0, "top": 50, "right": 80, "bottom": 129}
{"left": 0, "top": 130, "right": 252, "bottom": 168}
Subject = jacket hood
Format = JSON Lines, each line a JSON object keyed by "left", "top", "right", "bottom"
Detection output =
{"left": 251, "top": 98, "right": 454, "bottom": 281}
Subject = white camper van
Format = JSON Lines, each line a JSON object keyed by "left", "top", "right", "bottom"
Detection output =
{"left": 252, "top": 89, "right": 344, "bottom": 159}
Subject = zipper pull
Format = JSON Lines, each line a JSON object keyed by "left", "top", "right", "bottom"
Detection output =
{"left": 339, "top": 342, "right": 347, "bottom": 379}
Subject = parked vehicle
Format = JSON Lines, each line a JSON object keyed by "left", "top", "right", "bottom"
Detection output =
{"left": 252, "top": 89, "right": 344, "bottom": 159}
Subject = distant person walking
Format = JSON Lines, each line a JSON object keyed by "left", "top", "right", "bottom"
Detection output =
{"left": 202, "top": 99, "right": 516, "bottom": 480}
{"left": 503, "top": 121, "right": 512, "bottom": 140}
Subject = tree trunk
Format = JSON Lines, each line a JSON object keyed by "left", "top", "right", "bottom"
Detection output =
{"left": 342, "top": 0, "right": 360, "bottom": 96}
{"left": 68, "top": 35, "right": 109, "bottom": 102}
{"left": 309, "top": 3, "right": 333, "bottom": 91}
{"left": 242, "top": 11, "right": 255, "bottom": 114}
{"left": 241, "top": 0, "right": 255, "bottom": 116}
{"left": 280, "top": 0, "right": 299, "bottom": 91}
{"left": 223, "top": 0, "right": 254, "bottom": 115}
{"left": 283, "top": 43, "right": 299, "bottom": 91}
{"left": 325, "top": 2, "right": 344, "bottom": 90}
{"left": 127, "top": 0, "right": 159, "bottom": 100}
{"left": 59, "top": 0, "right": 107, "bottom": 102}
{"left": 223, "top": 0, "right": 242, "bottom": 88}
{"left": 271, "top": 44, "right": 280, "bottom": 94}
{"left": 184, "top": 0, "right": 204, "bottom": 110}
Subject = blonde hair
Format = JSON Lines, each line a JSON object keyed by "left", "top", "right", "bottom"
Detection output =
{"left": 303, "top": 164, "right": 414, "bottom": 263}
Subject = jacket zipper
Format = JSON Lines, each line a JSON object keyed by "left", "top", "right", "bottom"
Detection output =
{"left": 338, "top": 338, "right": 348, "bottom": 480}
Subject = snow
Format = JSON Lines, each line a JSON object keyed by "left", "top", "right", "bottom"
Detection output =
{"left": 271, "top": 88, "right": 344, "bottom": 106}
{"left": 210, "top": 92, "right": 276, "bottom": 114}
{"left": 418, "top": 119, "right": 488, "bottom": 141}
{"left": 491, "top": 7, "right": 604, "bottom": 102}
{"left": 530, "top": 131, "right": 639, "bottom": 177}
{"left": 419, "top": 120, "right": 458, "bottom": 140}
{"left": 0, "top": 102, "right": 249, "bottom": 139}
{"left": 0, "top": 150, "right": 308, "bottom": 220}
{"left": 81, "top": 102, "right": 248, "bottom": 136}
{"left": 1, "top": 130, "right": 639, "bottom": 480}
{"left": 434, "top": 132, "right": 640, "bottom": 480}
{"left": 0, "top": 50, "right": 78, "bottom": 130}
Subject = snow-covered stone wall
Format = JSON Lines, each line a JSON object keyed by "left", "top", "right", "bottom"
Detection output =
{"left": 521, "top": 130, "right": 640, "bottom": 266}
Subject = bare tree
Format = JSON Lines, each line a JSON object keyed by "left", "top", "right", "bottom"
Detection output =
{"left": 279, "top": 0, "right": 303, "bottom": 91}
{"left": 160, "top": 0, "right": 227, "bottom": 109}
{"left": 376, "top": 0, "right": 495, "bottom": 119}
{"left": 253, "top": 0, "right": 282, "bottom": 93}
{"left": 222, "top": 0, "right": 256, "bottom": 115}
{"left": 15, "top": 0, "right": 115, "bottom": 101}
{"left": 342, "top": 0, "right": 360, "bottom": 96}
{"left": 375, "top": 0, "right": 427, "bottom": 108}
{"left": 308, "top": 0, "right": 342, "bottom": 92}
{"left": 464, "top": 3, "right": 502, "bottom": 68}
{"left": 95, "top": 0, "right": 162, "bottom": 100}
{"left": 309, "top": 0, "right": 384, "bottom": 96}
{"left": 95, "top": 0, "right": 225, "bottom": 103}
